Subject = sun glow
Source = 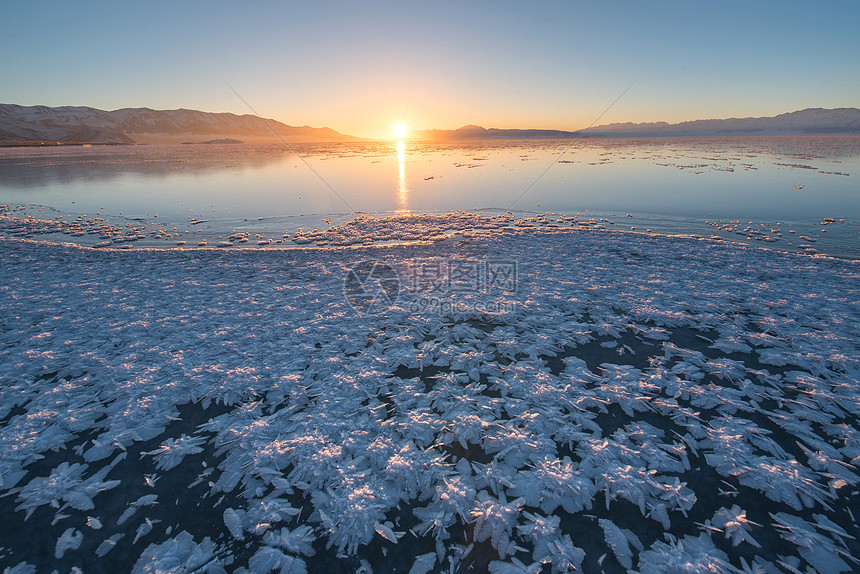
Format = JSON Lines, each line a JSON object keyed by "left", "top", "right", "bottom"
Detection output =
{"left": 393, "top": 123, "right": 407, "bottom": 139}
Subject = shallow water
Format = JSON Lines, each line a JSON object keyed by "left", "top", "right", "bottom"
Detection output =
{"left": 1, "top": 136, "right": 858, "bottom": 257}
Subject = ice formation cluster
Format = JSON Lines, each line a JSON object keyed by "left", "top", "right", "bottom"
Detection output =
{"left": 0, "top": 219, "right": 858, "bottom": 573}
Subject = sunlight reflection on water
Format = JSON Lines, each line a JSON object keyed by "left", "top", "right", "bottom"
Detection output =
{"left": 397, "top": 140, "right": 408, "bottom": 212}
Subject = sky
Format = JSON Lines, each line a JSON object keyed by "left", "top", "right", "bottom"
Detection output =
{"left": 2, "top": 0, "right": 858, "bottom": 138}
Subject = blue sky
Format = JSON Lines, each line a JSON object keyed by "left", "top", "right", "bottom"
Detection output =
{"left": 2, "top": 0, "right": 858, "bottom": 137}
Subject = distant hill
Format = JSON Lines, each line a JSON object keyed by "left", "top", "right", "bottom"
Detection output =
{"left": 0, "top": 104, "right": 359, "bottom": 145}
{"left": 587, "top": 108, "right": 860, "bottom": 137}
{"left": 415, "top": 125, "right": 584, "bottom": 140}
{"left": 414, "top": 108, "right": 860, "bottom": 140}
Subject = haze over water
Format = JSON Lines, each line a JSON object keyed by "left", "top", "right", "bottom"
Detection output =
{"left": 1, "top": 136, "right": 857, "bottom": 257}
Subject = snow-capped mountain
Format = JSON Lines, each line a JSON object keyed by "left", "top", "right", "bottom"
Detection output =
{"left": 414, "top": 108, "right": 860, "bottom": 140}
{"left": 0, "top": 104, "right": 358, "bottom": 144}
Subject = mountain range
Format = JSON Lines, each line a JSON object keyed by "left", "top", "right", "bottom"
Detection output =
{"left": 0, "top": 104, "right": 357, "bottom": 145}
{"left": 416, "top": 108, "right": 860, "bottom": 140}
{"left": 1, "top": 105, "right": 858, "bottom": 145}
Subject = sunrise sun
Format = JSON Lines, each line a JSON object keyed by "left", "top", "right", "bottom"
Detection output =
{"left": 393, "top": 123, "right": 407, "bottom": 139}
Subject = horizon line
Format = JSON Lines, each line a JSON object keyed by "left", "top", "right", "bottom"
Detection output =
{"left": 2, "top": 102, "right": 858, "bottom": 140}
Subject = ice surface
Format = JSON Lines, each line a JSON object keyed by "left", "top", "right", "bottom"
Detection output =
{"left": 0, "top": 219, "right": 858, "bottom": 572}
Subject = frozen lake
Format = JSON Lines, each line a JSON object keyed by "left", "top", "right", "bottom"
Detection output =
{"left": 1, "top": 137, "right": 859, "bottom": 573}
{"left": 1, "top": 136, "right": 858, "bottom": 257}
{"left": 0, "top": 228, "right": 858, "bottom": 573}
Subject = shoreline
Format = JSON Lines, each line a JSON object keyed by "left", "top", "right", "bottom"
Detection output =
{"left": 2, "top": 209, "right": 858, "bottom": 261}
{"left": 2, "top": 228, "right": 857, "bottom": 264}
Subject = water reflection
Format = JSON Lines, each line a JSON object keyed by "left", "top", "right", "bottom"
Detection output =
{"left": 0, "top": 143, "right": 292, "bottom": 188}
{"left": 1, "top": 137, "right": 857, "bottom": 225}
{"left": 397, "top": 140, "right": 409, "bottom": 211}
